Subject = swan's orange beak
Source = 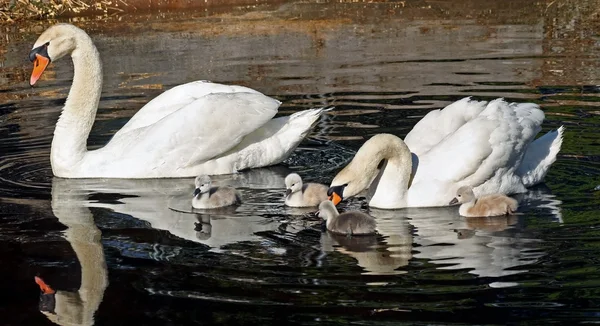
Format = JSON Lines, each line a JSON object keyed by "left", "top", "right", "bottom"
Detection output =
{"left": 30, "top": 54, "right": 50, "bottom": 86}
{"left": 327, "top": 184, "right": 347, "bottom": 206}
{"left": 328, "top": 193, "right": 342, "bottom": 206}
{"left": 34, "top": 276, "right": 55, "bottom": 294}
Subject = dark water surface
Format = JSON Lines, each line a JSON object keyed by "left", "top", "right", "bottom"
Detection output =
{"left": 1, "top": 1, "right": 600, "bottom": 325}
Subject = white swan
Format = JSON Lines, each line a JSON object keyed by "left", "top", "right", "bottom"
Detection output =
{"left": 28, "top": 23, "right": 328, "bottom": 178}
{"left": 328, "top": 98, "right": 564, "bottom": 209}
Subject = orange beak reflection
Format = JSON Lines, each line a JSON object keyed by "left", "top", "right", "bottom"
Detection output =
{"left": 30, "top": 54, "right": 50, "bottom": 86}
{"left": 328, "top": 192, "right": 342, "bottom": 206}
{"left": 34, "top": 276, "right": 55, "bottom": 294}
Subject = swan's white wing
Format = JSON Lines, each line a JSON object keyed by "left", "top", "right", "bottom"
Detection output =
{"left": 209, "top": 108, "right": 328, "bottom": 171}
{"left": 110, "top": 92, "right": 280, "bottom": 170}
{"left": 517, "top": 126, "right": 564, "bottom": 187}
{"left": 412, "top": 99, "right": 545, "bottom": 195}
{"left": 404, "top": 97, "right": 488, "bottom": 156}
{"left": 114, "top": 81, "right": 266, "bottom": 137}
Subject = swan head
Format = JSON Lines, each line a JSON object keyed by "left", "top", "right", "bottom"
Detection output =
{"left": 284, "top": 173, "right": 303, "bottom": 197}
{"left": 328, "top": 134, "right": 411, "bottom": 205}
{"left": 450, "top": 186, "right": 475, "bottom": 205}
{"left": 29, "top": 24, "right": 84, "bottom": 86}
{"left": 194, "top": 175, "right": 212, "bottom": 197}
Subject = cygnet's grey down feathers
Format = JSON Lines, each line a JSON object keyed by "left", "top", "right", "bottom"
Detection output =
{"left": 192, "top": 175, "right": 241, "bottom": 209}
{"left": 318, "top": 200, "right": 377, "bottom": 236}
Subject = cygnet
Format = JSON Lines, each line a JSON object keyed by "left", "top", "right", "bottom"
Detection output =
{"left": 450, "top": 186, "right": 518, "bottom": 217}
{"left": 317, "top": 200, "right": 377, "bottom": 236}
{"left": 192, "top": 175, "right": 241, "bottom": 209}
{"left": 284, "top": 173, "right": 328, "bottom": 207}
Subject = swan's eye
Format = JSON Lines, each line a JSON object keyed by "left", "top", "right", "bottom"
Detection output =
{"left": 44, "top": 42, "right": 50, "bottom": 46}
{"left": 457, "top": 194, "right": 461, "bottom": 197}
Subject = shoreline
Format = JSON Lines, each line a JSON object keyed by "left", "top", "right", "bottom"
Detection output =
{"left": 0, "top": 0, "right": 287, "bottom": 23}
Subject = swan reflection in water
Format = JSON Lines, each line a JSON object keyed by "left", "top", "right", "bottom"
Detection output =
{"left": 35, "top": 178, "right": 109, "bottom": 326}
{"left": 38, "top": 168, "right": 563, "bottom": 324}
{"left": 319, "top": 208, "right": 413, "bottom": 275}
{"left": 409, "top": 185, "right": 562, "bottom": 280}
{"left": 320, "top": 185, "right": 562, "bottom": 277}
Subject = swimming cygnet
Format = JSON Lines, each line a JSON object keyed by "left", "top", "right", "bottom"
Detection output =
{"left": 450, "top": 186, "right": 518, "bottom": 217}
{"left": 192, "top": 175, "right": 242, "bottom": 209}
{"left": 284, "top": 173, "right": 328, "bottom": 207}
{"left": 317, "top": 200, "right": 377, "bottom": 236}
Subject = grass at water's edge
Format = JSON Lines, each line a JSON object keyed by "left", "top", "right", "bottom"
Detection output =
{"left": 0, "top": 0, "right": 116, "bottom": 22}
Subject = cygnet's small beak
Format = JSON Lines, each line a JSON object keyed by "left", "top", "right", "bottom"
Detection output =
{"left": 449, "top": 197, "right": 459, "bottom": 206}
{"left": 34, "top": 276, "right": 55, "bottom": 295}
{"left": 285, "top": 188, "right": 291, "bottom": 197}
{"left": 193, "top": 188, "right": 201, "bottom": 197}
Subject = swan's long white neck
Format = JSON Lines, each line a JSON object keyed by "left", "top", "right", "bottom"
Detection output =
{"left": 330, "top": 134, "right": 413, "bottom": 209}
{"left": 369, "top": 152, "right": 412, "bottom": 208}
{"left": 51, "top": 33, "right": 102, "bottom": 176}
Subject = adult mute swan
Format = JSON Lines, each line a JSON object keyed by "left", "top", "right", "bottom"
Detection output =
{"left": 28, "top": 23, "right": 328, "bottom": 178}
{"left": 328, "top": 98, "right": 564, "bottom": 209}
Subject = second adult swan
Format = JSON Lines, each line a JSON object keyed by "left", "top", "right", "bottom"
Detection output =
{"left": 28, "top": 23, "right": 328, "bottom": 178}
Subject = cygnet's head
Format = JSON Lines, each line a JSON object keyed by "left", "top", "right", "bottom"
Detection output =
{"left": 284, "top": 173, "right": 303, "bottom": 197}
{"left": 450, "top": 186, "right": 476, "bottom": 205}
{"left": 194, "top": 175, "right": 212, "bottom": 197}
{"left": 317, "top": 200, "right": 337, "bottom": 221}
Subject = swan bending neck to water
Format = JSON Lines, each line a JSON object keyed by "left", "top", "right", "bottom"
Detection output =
{"left": 328, "top": 98, "right": 564, "bottom": 209}
{"left": 328, "top": 134, "right": 414, "bottom": 209}
{"left": 29, "top": 23, "right": 327, "bottom": 178}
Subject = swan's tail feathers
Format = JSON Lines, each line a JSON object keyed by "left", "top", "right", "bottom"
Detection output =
{"left": 518, "top": 125, "right": 565, "bottom": 187}
{"left": 287, "top": 107, "right": 331, "bottom": 137}
{"left": 225, "top": 107, "right": 331, "bottom": 171}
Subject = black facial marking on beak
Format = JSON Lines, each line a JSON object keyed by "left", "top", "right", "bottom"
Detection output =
{"left": 29, "top": 43, "right": 51, "bottom": 62}
{"left": 327, "top": 183, "right": 348, "bottom": 197}
{"left": 285, "top": 188, "right": 292, "bottom": 197}
{"left": 39, "top": 292, "right": 56, "bottom": 314}
{"left": 193, "top": 188, "right": 201, "bottom": 197}
{"left": 449, "top": 198, "right": 459, "bottom": 206}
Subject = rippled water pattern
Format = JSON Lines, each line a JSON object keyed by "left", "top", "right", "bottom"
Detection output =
{"left": 1, "top": 1, "right": 600, "bottom": 325}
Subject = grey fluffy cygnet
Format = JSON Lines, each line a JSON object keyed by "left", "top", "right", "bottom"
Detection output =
{"left": 284, "top": 173, "right": 328, "bottom": 207}
{"left": 317, "top": 200, "right": 377, "bottom": 236}
{"left": 192, "top": 175, "right": 241, "bottom": 209}
{"left": 450, "top": 186, "right": 518, "bottom": 217}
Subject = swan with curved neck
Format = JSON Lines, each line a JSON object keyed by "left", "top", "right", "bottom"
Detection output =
{"left": 29, "top": 24, "right": 327, "bottom": 178}
{"left": 328, "top": 98, "right": 564, "bottom": 209}
{"left": 328, "top": 134, "right": 415, "bottom": 209}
